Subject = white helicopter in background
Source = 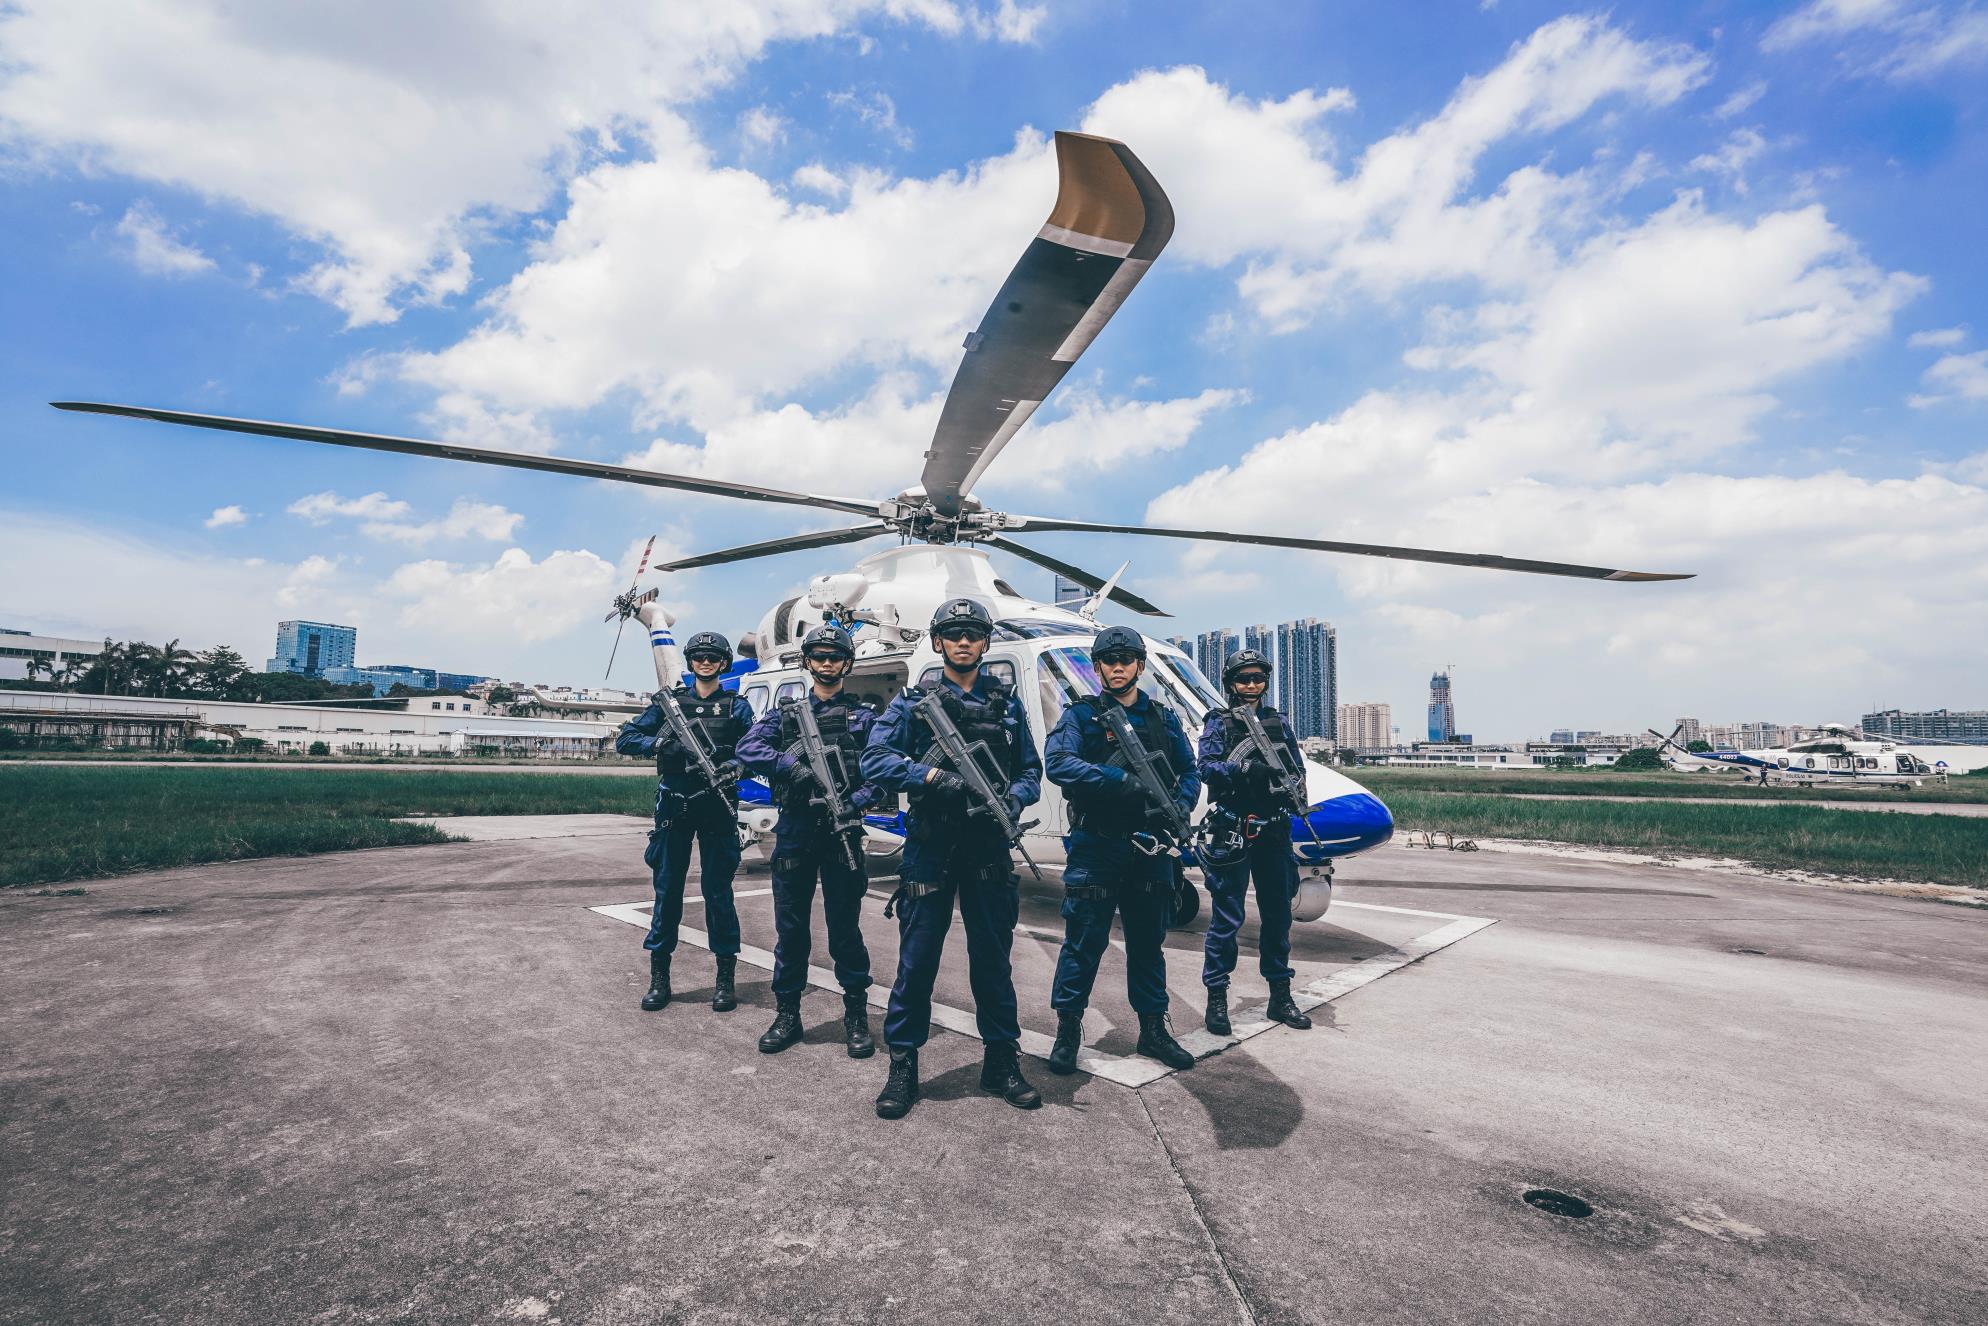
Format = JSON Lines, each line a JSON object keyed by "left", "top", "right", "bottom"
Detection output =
{"left": 1647, "top": 723, "right": 1939, "bottom": 790}
{"left": 55, "top": 130, "right": 1693, "bottom": 924}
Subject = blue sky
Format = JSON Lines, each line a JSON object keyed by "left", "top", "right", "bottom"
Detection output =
{"left": 3, "top": 0, "right": 1986, "bottom": 739}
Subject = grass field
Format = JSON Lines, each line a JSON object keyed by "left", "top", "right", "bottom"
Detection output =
{"left": 1350, "top": 766, "right": 1988, "bottom": 804}
{"left": 0, "top": 767, "right": 654, "bottom": 889}
{"left": 1383, "top": 790, "right": 1988, "bottom": 888}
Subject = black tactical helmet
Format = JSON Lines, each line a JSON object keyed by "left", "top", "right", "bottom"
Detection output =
{"left": 682, "top": 630, "right": 732, "bottom": 665}
{"left": 1222, "top": 649, "right": 1272, "bottom": 687}
{"left": 929, "top": 597, "right": 994, "bottom": 637}
{"left": 1090, "top": 625, "right": 1148, "bottom": 661}
{"left": 800, "top": 623, "right": 855, "bottom": 659}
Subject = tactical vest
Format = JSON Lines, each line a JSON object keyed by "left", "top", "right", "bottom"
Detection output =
{"left": 1067, "top": 695, "right": 1178, "bottom": 837}
{"left": 1215, "top": 703, "right": 1294, "bottom": 812}
{"left": 905, "top": 679, "right": 1018, "bottom": 836}
{"left": 658, "top": 686, "right": 746, "bottom": 780}
{"left": 773, "top": 693, "right": 866, "bottom": 811}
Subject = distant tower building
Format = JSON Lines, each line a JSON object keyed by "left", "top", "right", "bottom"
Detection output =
{"left": 1675, "top": 717, "right": 1704, "bottom": 745}
{"left": 1276, "top": 618, "right": 1338, "bottom": 741}
{"left": 1338, "top": 701, "right": 1391, "bottom": 750}
{"left": 1051, "top": 574, "right": 1089, "bottom": 608}
{"left": 1243, "top": 623, "right": 1272, "bottom": 659}
{"left": 1428, "top": 669, "right": 1456, "bottom": 743}
{"left": 1195, "top": 629, "right": 1239, "bottom": 684}
{"left": 268, "top": 620, "right": 357, "bottom": 677}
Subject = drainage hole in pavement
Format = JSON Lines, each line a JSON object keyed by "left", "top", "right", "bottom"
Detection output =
{"left": 1522, "top": 1189, "right": 1594, "bottom": 1219}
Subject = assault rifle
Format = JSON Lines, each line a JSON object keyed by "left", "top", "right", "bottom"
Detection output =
{"left": 1095, "top": 699, "right": 1199, "bottom": 863}
{"left": 654, "top": 688, "right": 737, "bottom": 806}
{"left": 911, "top": 690, "right": 1045, "bottom": 883}
{"left": 1227, "top": 703, "right": 1322, "bottom": 847}
{"left": 783, "top": 696, "right": 864, "bottom": 871}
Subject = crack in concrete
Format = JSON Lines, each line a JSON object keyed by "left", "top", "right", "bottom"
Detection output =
{"left": 1138, "top": 1090, "right": 1259, "bottom": 1325}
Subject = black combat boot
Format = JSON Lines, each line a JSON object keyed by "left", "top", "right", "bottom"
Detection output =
{"left": 710, "top": 955, "right": 737, "bottom": 1013}
{"left": 875, "top": 1046, "right": 918, "bottom": 1119}
{"left": 1204, "top": 986, "right": 1232, "bottom": 1037}
{"left": 1048, "top": 1011, "right": 1083, "bottom": 1075}
{"left": 1136, "top": 1011, "right": 1195, "bottom": 1070}
{"left": 639, "top": 950, "right": 671, "bottom": 1012}
{"left": 979, "top": 1041, "right": 1042, "bottom": 1109}
{"left": 757, "top": 995, "right": 803, "bottom": 1054}
{"left": 1266, "top": 979, "right": 1312, "bottom": 1030}
{"left": 842, "top": 991, "right": 875, "bottom": 1059}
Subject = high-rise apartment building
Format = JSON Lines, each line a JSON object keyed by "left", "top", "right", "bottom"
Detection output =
{"left": 1860, "top": 708, "right": 1988, "bottom": 742}
{"left": 1051, "top": 574, "right": 1089, "bottom": 608}
{"left": 1243, "top": 623, "right": 1272, "bottom": 659}
{"left": 1276, "top": 618, "right": 1337, "bottom": 741}
{"left": 1427, "top": 670, "right": 1455, "bottom": 742}
{"left": 1194, "top": 629, "right": 1239, "bottom": 685}
{"left": 1337, "top": 701, "right": 1391, "bottom": 750}
{"left": 268, "top": 620, "right": 357, "bottom": 677}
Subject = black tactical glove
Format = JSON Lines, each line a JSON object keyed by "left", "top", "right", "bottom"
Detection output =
{"left": 925, "top": 769, "right": 969, "bottom": 803}
{"left": 715, "top": 759, "right": 745, "bottom": 787}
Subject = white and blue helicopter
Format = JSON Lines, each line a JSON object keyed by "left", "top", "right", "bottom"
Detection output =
{"left": 54, "top": 131, "right": 1689, "bottom": 924}
{"left": 1647, "top": 723, "right": 1939, "bottom": 790}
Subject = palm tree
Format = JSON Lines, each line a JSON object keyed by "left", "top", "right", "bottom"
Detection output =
{"left": 153, "top": 639, "right": 196, "bottom": 696}
{"left": 23, "top": 657, "right": 51, "bottom": 685}
{"left": 53, "top": 657, "right": 85, "bottom": 691}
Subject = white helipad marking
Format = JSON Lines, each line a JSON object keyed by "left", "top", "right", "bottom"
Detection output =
{"left": 588, "top": 896, "right": 1494, "bottom": 1089}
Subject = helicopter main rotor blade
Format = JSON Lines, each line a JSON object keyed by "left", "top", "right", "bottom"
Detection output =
{"left": 50, "top": 402, "right": 881, "bottom": 519}
{"left": 651, "top": 523, "right": 893, "bottom": 572}
{"left": 1005, "top": 516, "right": 1694, "bottom": 582}
{"left": 919, "top": 131, "right": 1174, "bottom": 520}
{"left": 980, "top": 535, "right": 1169, "bottom": 617}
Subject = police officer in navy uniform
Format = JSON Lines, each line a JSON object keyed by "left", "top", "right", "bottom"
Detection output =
{"left": 614, "top": 630, "right": 753, "bottom": 1014}
{"left": 1042, "top": 626, "right": 1200, "bottom": 1075}
{"left": 861, "top": 598, "right": 1043, "bottom": 1119}
{"left": 1198, "top": 649, "right": 1313, "bottom": 1035}
{"left": 735, "top": 623, "right": 882, "bottom": 1059}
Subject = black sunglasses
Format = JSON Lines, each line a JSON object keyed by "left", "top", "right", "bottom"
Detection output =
{"left": 937, "top": 628, "right": 989, "bottom": 643}
{"left": 685, "top": 652, "right": 726, "bottom": 664}
{"left": 1094, "top": 651, "right": 1141, "bottom": 666}
{"left": 1231, "top": 673, "right": 1270, "bottom": 685}
{"left": 804, "top": 650, "right": 846, "bottom": 663}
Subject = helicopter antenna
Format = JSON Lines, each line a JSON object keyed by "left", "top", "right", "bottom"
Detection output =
{"left": 1077, "top": 561, "right": 1131, "bottom": 621}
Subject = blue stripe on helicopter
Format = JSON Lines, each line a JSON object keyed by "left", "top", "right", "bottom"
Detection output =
{"left": 1294, "top": 792, "right": 1395, "bottom": 861}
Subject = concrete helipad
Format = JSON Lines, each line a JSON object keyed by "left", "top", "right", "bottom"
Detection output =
{"left": 3, "top": 823, "right": 1984, "bottom": 1324}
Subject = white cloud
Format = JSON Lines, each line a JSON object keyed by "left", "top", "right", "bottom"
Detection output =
{"left": 203, "top": 504, "right": 247, "bottom": 529}
{"left": 1908, "top": 325, "right": 1967, "bottom": 348}
{"left": 400, "top": 125, "right": 1057, "bottom": 431}
{"left": 740, "top": 106, "right": 786, "bottom": 147}
{"left": 790, "top": 162, "right": 850, "bottom": 198}
{"left": 287, "top": 491, "right": 412, "bottom": 524}
{"left": 1713, "top": 80, "right": 1767, "bottom": 118}
{"left": 1688, "top": 127, "right": 1769, "bottom": 193}
{"left": 285, "top": 489, "right": 523, "bottom": 544}
{"left": 998, "top": 387, "right": 1246, "bottom": 492}
{"left": 384, "top": 547, "right": 619, "bottom": 643}
{"left": 1910, "top": 349, "right": 1988, "bottom": 406}
{"left": 363, "top": 499, "right": 526, "bottom": 546}
{"left": 978, "top": 1, "right": 1046, "bottom": 43}
{"left": 828, "top": 89, "right": 914, "bottom": 149}
{"left": 0, "top": 1, "right": 1032, "bottom": 325}
{"left": 1762, "top": 1, "right": 1988, "bottom": 78}
{"left": 113, "top": 203, "right": 214, "bottom": 276}
{"left": 1081, "top": 18, "right": 1707, "bottom": 327}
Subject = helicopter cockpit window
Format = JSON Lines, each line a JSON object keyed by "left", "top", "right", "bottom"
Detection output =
{"left": 991, "top": 618, "right": 1098, "bottom": 641}
{"left": 1036, "top": 647, "right": 1100, "bottom": 728}
{"left": 745, "top": 684, "right": 771, "bottom": 717}
{"left": 775, "top": 681, "right": 805, "bottom": 707}
{"left": 1155, "top": 653, "right": 1223, "bottom": 713}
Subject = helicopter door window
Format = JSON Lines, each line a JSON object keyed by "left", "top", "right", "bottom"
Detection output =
{"left": 1777, "top": 757, "right": 1790, "bottom": 768}
{"left": 775, "top": 681, "right": 805, "bottom": 706}
{"left": 744, "top": 684, "right": 771, "bottom": 717}
{"left": 1804, "top": 757, "right": 1816, "bottom": 769}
